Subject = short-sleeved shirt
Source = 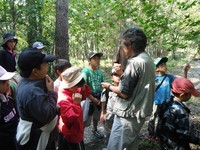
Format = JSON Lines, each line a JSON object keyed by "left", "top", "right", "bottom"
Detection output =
{"left": 81, "top": 67, "right": 104, "bottom": 94}
{"left": 154, "top": 74, "right": 176, "bottom": 105}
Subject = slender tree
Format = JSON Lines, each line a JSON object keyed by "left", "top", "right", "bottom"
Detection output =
{"left": 55, "top": 0, "right": 69, "bottom": 60}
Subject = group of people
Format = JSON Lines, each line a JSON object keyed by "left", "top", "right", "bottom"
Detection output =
{"left": 0, "top": 26, "right": 199, "bottom": 150}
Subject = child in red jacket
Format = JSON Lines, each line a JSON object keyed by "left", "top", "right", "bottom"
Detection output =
{"left": 57, "top": 66, "right": 91, "bottom": 150}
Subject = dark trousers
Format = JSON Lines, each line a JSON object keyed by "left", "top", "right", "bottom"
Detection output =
{"left": 58, "top": 133, "right": 85, "bottom": 150}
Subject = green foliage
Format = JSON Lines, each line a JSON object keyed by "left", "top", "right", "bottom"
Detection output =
{"left": 0, "top": 0, "right": 199, "bottom": 61}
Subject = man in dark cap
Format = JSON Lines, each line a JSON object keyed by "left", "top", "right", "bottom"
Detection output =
{"left": 16, "top": 49, "right": 59, "bottom": 150}
{"left": 0, "top": 33, "right": 18, "bottom": 72}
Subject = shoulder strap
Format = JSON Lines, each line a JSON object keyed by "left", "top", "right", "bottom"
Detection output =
{"left": 155, "top": 75, "right": 167, "bottom": 92}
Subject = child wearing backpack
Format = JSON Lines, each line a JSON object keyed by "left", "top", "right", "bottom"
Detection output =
{"left": 147, "top": 57, "right": 190, "bottom": 139}
{"left": 156, "top": 77, "right": 200, "bottom": 149}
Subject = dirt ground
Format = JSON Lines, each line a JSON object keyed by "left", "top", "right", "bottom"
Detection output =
{"left": 84, "top": 60, "right": 200, "bottom": 150}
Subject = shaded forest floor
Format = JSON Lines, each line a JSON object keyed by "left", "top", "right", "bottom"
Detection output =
{"left": 84, "top": 60, "right": 200, "bottom": 150}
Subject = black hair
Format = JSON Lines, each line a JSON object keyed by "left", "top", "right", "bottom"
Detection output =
{"left": 54, "top": 59, "right": 72, "bottom": 75}
{"left": 172, "top": 91, "right": 181, "bottom": 97}
{"left": 120, "top": 27, "right": 147, "bottom": 54}
{"left": 19, "top": 65, "right": 41, "bottom": 78}
{"left": 75, "top": 78, "right": 85, "bottom": 87}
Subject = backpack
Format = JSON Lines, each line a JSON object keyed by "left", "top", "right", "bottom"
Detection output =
{"left": 157, "top": 96, "right": 174, "bottom": 119}
{"left": 156, "top": 96, "right": 174, "bottom": 135}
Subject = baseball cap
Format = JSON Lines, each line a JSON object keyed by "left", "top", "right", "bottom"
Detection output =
{"left": 87, "top": 51, "right": 103, "bottom": 60}
{"left": 154, "top": 57, "right": 168, "bottom": 67}
{"left": 0, "top": 66, "right": 16, "bottom": 80}
{"left": 60, "top": 67, "right": 84, "bottom": 89}
{"left": 18, "top": 49, "right": 56, "bottom": 72}
{"left": 32, "top": 41, "right": 45, "bottom": 49}
{"left": 172, "top": 77, "right": 200, "bottom": 97}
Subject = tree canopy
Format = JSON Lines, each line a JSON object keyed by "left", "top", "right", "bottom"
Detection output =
{"left": 0, "top": 0, "right": 199, "bottom": 60}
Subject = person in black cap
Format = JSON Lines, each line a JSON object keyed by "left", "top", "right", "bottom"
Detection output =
{"left": 15, "top": 49, "right": 59, "bottom": 150}
{"left": 0, "top": 33, "right": 18, "bottom": 72}
{"left": 81, "top": 51, "right": 104, "bottom": 138}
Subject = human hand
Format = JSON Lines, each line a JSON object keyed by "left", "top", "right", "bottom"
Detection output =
{"left": 72, "top": 93, "right": 82, "bottom": 104}
{"left": 183, "top": 63, "right": 190, "bottom": 72}
{"left": 101, "top": 82, "right": 111, "bottom": 89}
{"left": 45, "top": 75, "right": 54, "bottom": 91}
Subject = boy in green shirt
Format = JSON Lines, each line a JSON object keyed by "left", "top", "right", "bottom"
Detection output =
{"left": 82, "top": 51, "right": 104, "bottom": 138}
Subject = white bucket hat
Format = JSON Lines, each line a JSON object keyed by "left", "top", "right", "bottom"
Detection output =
{"left": 60, "top": 67, "right": 84, "bottom": 89}
{"left": 0, "top": 66, "right": 16, "bottom": 80}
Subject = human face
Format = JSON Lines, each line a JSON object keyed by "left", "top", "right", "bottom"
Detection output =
{"left": 111, "top": 74, "right": 120, "bottom": 86}
{"left": 156, "top": 62, "right": 167, "bottom": 73}
{"left": 6, "top": 39, "right": 17, "bottom": 50}
{"left": 0, "top": 80, "right": 10, "bottom": 93}
{"left": 34, "top": 62, "right": 49, "bottom": 79}
{"left": 180, "top": 93, "right": 191, "bottom": 102}
{"left": 89, "top": 55, "right": 100, "bottom": 68}
{"left": 67, "top": 86, "right": 79, "bottom": 93}
{"left": 121, "top": 45, "right": 133, "bottom": 58}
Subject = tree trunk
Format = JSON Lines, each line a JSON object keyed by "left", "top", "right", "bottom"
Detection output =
{"left": 26, "top": 0, "right": 37, "bottom": 47}
{"left": 55, "top": 0, "right": 69, "bottom": 61}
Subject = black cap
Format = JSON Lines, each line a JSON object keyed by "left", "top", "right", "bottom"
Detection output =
{"left": 0, "top": 33, "right": 18, "bottom": 46}
{"left": 18, "top": 49, "right": 56, "bottom": 72}
{"left": 154, "top": 57, "right": 168, "bottom": 67}
{"left": 87, "top": 51, "right": 103, "bottom": 60}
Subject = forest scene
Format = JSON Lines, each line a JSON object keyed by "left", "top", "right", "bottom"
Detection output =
{"left": 0, "top": 0, "right": 200, "bottom": 149}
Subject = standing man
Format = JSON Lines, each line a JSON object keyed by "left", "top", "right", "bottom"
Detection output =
{"left": 16, "top": 49, "right": 59, "bottom": 150}
{"left": 102, "top": 27, "right": 155, "bottom": 150}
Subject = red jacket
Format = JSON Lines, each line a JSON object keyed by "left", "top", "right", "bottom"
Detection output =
{"left": 57, "top": 85, "right": 91, "bottom": 143}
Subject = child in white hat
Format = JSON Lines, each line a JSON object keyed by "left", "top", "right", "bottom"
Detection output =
{"left": 57, "top": 66, "right": 91, "bottom": 150}
{"left": 0, "top": 66, "right": 18, "bottom": 150}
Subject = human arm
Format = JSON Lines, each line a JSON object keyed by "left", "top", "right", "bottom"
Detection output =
{"left": 100, "top": 89, "right": 107, "bottom": 122}
{"left": 79, "top": 84, "right": 92, "bottom": 100}
{"left": 27, "top": 88, "right": 59, "bottom": 125}
{"left": 88, "top": 94, "right": 100, "bottom": 105}
{"left": 183, "top": 63, "right": 190, "bottom": 78}
{"left": 58, "top": 97, "right": 82, "bottom": 129}
{"left": 101, "top": 82, "right": 128, "bottom": 99}
{"left": 102, "top": 62, "right": 139, "bottom": 99}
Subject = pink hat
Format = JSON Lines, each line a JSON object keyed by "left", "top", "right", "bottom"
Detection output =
{"left": 172, "top": 77, "right": 200, "bottom": 97}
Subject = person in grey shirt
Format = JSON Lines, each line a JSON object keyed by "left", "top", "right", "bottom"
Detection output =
{"left": 102, "top": 27, "right": 155, "bottom": 150}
